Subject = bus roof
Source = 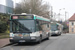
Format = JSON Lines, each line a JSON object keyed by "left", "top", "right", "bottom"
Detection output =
{"left": 11, "top": 14, "right": 50, "bottom": 22}
{"left": 34, "top": 15, "right": 50, "bottom": 22}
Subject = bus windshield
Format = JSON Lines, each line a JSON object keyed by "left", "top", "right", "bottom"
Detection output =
{"left": 51, "top": 25, "right": 59, "bottom": 31}
{"left": 11, "top": 20, "right": 35, "bottom": 32}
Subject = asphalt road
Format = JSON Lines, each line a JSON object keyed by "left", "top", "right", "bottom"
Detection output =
{"left": 1, "top": 34, "right": 75, "bottom": 50}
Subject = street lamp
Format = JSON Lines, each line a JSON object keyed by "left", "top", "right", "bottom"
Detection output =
{"left": 65, "top": 11, "right": 69, "bottom": 21}
{"left": 29, "top": 9, "right": 31, "bottom": 14}
{"left": 58, "top": 8, "right": 68, "bottom": 21}
{"left": 59, "top": 9, "right": 61, "bottom": 21}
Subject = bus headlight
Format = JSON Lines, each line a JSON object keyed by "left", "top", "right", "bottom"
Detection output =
{"left": 10, "top": 37, "right": 13, "bottom": 39}
{"left": 10, "top": 33, "right": 14, "bottom": 37}
{"left": 55, "top": 31, "right": 58, "bottom": 33}
{"left": 31, "top": 36, "right": 36, "bottom": 39}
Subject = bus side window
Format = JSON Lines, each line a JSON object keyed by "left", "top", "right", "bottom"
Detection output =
{"left": 57, "top": 25, "right": 60, "bottom": 30}
{"left": 47, "top": 24, "right": 49, "bottom": 28}
{"left": 36, "top": 25, "right": 39, "bottom": 31}
{"left": 39, "top": 25, "right": 42, "bottom": 31}
{"left": 36, "top": 20, "right": 42, "bottom": 31}
{"left": 36, "top": 21, "right": 39, "bottom": 31}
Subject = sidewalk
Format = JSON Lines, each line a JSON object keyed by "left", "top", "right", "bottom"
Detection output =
{"left": 0, "top": 38, "right": 10, "bottom": 48}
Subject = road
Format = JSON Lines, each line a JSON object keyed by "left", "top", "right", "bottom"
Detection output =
{"left": 1, "top": 34, "right": 75, "bottom": 50}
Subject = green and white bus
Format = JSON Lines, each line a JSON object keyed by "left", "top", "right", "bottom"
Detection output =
{"left": 50, "top": 23, "right": 63, "bottom": 36}
{"left": 9, "top": 13, "right": 50, "bottom": 43}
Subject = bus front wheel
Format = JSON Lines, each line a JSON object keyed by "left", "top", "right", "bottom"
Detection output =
{"left": 46, "top": 33, "right": 50, "bottom": 40}
{"left": 38, "top": 36, "right": 42, "bottom": 43}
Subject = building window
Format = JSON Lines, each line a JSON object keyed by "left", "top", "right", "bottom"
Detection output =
{"left": 72, "top": 28, "right": 74, "bottom": 32}
{"left": 72, "top": 22, "right": 74, "bottom": 26}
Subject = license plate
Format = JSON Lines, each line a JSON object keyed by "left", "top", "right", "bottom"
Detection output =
{"left": 19, "top": 40, "right": 25, "bottom": 42}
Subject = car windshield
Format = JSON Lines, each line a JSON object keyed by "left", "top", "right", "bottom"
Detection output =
{"left": 11, "top": 20, "right": 35, "bottom": 32}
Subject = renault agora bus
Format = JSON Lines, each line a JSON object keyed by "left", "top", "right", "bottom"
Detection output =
{"left": 9, "top": 13, "right": 51, "bottom": 43}
{"left": 50, "top": 22, "right": 63, "bottom": 36}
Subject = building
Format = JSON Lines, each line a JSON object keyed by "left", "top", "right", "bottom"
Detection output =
{"left": 0, "top": 5, "right": 6, "bottom": 13}
{"left": 69, "top": 13, "right": 75, "bottom": 33}
{"left": 0, "top": 0, "right": 13, "bottom": 14}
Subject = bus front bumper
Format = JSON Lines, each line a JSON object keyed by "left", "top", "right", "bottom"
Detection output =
{"left": 9, "top": 36, "right": 40, "bottom": 43}
{"left": 51, "top": 32, "right": 59, "bottom": 36}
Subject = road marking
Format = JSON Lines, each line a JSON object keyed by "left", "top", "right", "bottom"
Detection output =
{"left": 11, "top": 48, "right": 14, "bottom": 50}
{"left": 20, "top": 48, "right": 25, "bottom": 50}
{"left": 35, "top": 46, "right": 40, "bottom": 50}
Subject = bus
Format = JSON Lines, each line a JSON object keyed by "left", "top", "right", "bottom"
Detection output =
{"left": 50, "top": 22, "right": 63, "bottom": 36}
{"left": 9, "top": 13, "right": 50, "bottom": 43}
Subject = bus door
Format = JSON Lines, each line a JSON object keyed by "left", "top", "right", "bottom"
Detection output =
{"left": 41, "top": 24, "right": 47, "bottom": 39}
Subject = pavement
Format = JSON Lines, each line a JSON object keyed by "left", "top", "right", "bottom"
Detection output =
{"left": 0, "top": 38, "right": 10, "bottom": 48}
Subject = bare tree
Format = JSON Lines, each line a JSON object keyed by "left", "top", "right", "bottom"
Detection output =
{"left": 14, "top": 0, "right": 50, "bottom": 18}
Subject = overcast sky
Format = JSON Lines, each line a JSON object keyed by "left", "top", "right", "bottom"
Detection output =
{"left": 13, "top": 0, "right": 75, "bottom": 21}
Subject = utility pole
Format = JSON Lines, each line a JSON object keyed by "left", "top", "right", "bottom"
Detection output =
{"left": 53, "top": 12, "right": 56, "bottom": 20}
{"left": 50, "top": 6, "right": 53, "bottom": 21}
{"left": 59, "top": 9, "right": 61, "bottom": 21}
{"left": 29, "top": 9, "right": 31, "bottom": 14}
{"left": 51, "top": 6, "right": 53, "bottom": 18}
{"left": 65, "top": 11, "right": 67, "bottom": 21}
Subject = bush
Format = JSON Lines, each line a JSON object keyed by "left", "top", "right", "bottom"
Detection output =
{"left": 0, "top": 13, "right": 10, "bottom": 33}
{"left": 0, "top": 21, "right": 8, "bottom": 33}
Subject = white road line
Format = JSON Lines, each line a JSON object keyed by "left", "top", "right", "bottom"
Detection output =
{"left": 35, "top": 46, "right": 40, "bottom": 50}
{"left": 11, "top": 48, "right": 14, "bottom": 50}
{"left": 20, "top": 48, "right": 25, "bottom": 50}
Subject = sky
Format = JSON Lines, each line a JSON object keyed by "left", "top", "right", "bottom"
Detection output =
{"left": 43, "top": 0, "right": 75, "bottom": 21}
{"left": 13, "top": 0, "right": 75, "bottom": 21}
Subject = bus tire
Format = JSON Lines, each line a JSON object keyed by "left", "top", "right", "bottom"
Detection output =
{"left": 46, "top": 33, "right": 49, "bottom": 40}
{"left": 18, "top": 42, "right": 22, "bottom": 45}
{"left": 38, "top": 35, "right": 42, "bottom": 44}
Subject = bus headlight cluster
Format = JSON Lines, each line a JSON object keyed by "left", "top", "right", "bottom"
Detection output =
{"left": 10, "top": 37, "right": 13, "bottom": 39}
{"left": 10, "top": 33, "right": 14, "bottom": 37}
{"left": 14, "top": 34, "right": 19, "bottom": 36}
{"left": 55, "top": 31, "right": 58, "bottom": 33}
{"left": 31, "top": 36, "right": 36, "bottom": 39}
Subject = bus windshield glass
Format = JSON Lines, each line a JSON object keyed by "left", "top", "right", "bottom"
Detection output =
{"left": 51, "top": 24, "right": 58, "bottom": 31}
{"left": 11, "top": 20, "right": 35, "bottom": 32}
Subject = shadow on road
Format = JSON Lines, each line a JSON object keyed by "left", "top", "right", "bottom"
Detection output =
{"left": 12, "top": 39, "right": 48, "bottom": 46}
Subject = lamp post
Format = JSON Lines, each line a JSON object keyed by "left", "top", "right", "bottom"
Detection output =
{"left": 59, "top": 8, "right": 68, "bottom": 21}
{"left": 59, "top": 9, "right": 61, "bottom": 21}
{"left": 53, "top": 12, "right": 56, "bottom": 20}
{"left": 50, "top": 6, "right": 53, "bottom": 21}
{"left": 65, "top": 11, "right": 67, "bottom": 21}
{"left": 29, "top": 9, "right": 31, "bottom": 14}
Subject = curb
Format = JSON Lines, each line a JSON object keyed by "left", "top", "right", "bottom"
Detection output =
{"left": 0, "top": 43, "right": 14, "bottom": 48}
{"left": 0, "top": 38, "right": 10, "bottom": 48}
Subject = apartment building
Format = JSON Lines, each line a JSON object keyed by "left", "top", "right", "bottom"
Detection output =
{"left": 0, "top": 0, "right": 13, "bottom": 14}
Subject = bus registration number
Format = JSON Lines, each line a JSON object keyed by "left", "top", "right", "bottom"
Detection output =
{"left": 19, "top": 40, "right": 25, "bottom": 42}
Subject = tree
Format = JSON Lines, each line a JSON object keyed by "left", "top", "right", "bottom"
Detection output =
{"left": 0, "top": 21, "right": 7, "bottom": 33}
{"left": 0, "top": 13, "right": 10, "bottom": 33}
{"left": 14, "top": 0, "right": 50, "bottom": 18}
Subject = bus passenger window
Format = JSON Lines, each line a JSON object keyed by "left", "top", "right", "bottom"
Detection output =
{"left": 47, "top": 24, "right": 49, "bottom": 28}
